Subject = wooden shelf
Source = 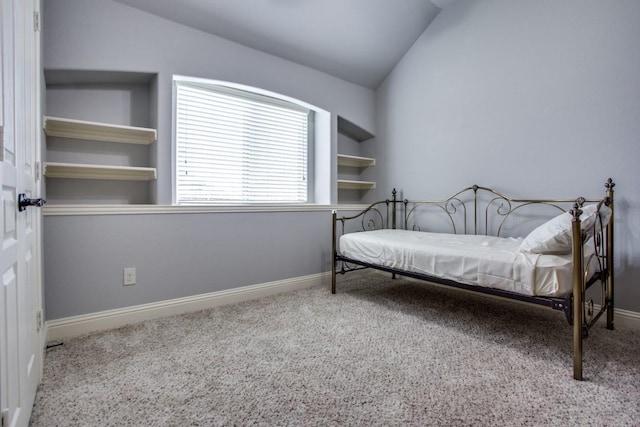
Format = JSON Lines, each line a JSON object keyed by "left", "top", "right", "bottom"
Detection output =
{"left": 337, "top": 179, "right": 376, "bottom": 190}
{"left": 43, "top": 116, "right": 157, "bottom": 145}
{"left": 337, "top": 116, "right": 374, "bottom": 142}
{"left": 337, "top": 154, "right": 376, "bottom": 168}
{"left": 44, "top": 162, "right": 157, "bottom": 181}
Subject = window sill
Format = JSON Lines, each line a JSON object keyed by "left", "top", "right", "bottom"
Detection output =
{"left": 43, "top": 203, "right": 370, "bottom": 216}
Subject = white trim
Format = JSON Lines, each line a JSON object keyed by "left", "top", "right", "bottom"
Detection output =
{"left": 45, "top": 272, "right": 330, "bottom": 341}
{"left": 45, "top": 271, "right": 640, "bottom": 342}
{"left": 173, "top": 75, "right": 319, "bottom": 113}
{"left": 594, "top": 305, "right": 640, "bottom": 330}
{"left": 43, "top": 203, "right": 371, "bottom": 216}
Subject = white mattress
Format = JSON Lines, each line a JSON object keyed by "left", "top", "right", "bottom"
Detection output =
{"left": 339, "top": 229, "right": 595, "bottom": 297}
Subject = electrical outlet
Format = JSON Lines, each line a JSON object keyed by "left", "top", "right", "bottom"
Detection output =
{"left": 123, "top": 267, "right": 136, "bottom": 286}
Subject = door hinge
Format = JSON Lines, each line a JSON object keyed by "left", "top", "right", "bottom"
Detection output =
{"left": 36, "top": 161, "right": 41, "bottom": 181}
{"left": 33, "top": 10, "right": 40, "bottom": 32}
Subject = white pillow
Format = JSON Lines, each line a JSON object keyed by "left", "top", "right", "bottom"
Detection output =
{"left": 519, "top": 204, "right": 611, "bottom": 254}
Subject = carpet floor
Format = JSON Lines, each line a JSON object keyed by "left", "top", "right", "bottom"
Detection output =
{"left": 31, "top": 273, "right": 640, "bottom": 426}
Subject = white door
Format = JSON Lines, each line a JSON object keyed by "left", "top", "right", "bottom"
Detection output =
{"left": 0, "top": 0, "right": 44, "bottom": 426}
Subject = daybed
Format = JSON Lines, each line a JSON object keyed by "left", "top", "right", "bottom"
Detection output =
{"left": 332, "top": 179, "right": 615, "bottom": 380}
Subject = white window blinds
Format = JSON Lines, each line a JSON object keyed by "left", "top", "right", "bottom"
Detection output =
{"left": 175, "top": 81, "right": 310, "bottom": 204}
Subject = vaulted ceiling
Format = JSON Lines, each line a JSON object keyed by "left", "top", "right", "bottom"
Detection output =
{"left": 114, "top": 0, "right": 455, "bottom": 89}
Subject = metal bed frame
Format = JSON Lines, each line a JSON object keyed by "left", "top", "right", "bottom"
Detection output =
{"left": 332, "top": 179, "right": 615, "bottom": 380}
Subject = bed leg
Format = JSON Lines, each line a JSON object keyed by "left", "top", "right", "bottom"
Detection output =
{"left": 332, "top": 210, "right": 337, "bottom": 294}
{"left": 571, "top": 203, "right": 584, "bottom": 381}
{"left": 606, "top": 304, "right": 614, "bottom": 330}
{"left": 331, "top": 253, "right": 337, "bottom": 294}
{"left": 605, "top": 178, "right": 615, "bottom": 330}
{"left": 606, "top": 276, "right": 614, "bottom": 330}
{"left": 604, "top": 244, "right": 615, "bottom": 331}
{"left": 331, "top": 269, "right": 336, "bottom": 294}
{"left": 572, "top": 288, "right": 583, "bottom": 380}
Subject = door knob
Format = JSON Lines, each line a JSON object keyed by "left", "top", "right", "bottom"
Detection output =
{"left": 18, "top": 193, "right": 47, "bottom": 211}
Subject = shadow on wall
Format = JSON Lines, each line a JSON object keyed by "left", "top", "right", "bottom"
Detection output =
{"left": 614, "top": 197, "right": 638, "bottom": 292}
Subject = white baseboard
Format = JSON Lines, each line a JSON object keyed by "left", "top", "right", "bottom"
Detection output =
{"left": 603, "top": 306, "right": 640, "bottom": 330}
{"left": 46, "top": 270, "right": 639, "bottom": 342}
{"left": 46, "top": 272, "right": 330, "bottom": 342}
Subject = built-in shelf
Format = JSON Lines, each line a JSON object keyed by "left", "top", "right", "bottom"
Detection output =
{"left": 43, "top": 116, "right": 157, "bottom": 145}
{"left": 337, "top": 154, "right": 376, "bottom": 168}
{"left": 337, "top": 116, "right": 374, "bottom": 142}
{"left": 43, "top": 70, "right": 157, "bottom": 204}
{"left": 336, "top": 116, "right": 375, "bottom": 202}
{"left": 44, "top": 162, "right": 157, "bottom": 181}
{"left": 337, "top": 180, "right": 376, "bottom": 190}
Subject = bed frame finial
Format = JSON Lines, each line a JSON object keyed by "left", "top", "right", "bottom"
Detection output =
{"left": 570, "top": 197, "right": 585, "bottom": 220}
{"left": 605, "top": 178, "right": 615, "bottom": 191}
{"left": 604, "top": 178, "right": 616, "bottom": 197}
{"left": 391, "top": 188, "right": 397, "bottom": 230}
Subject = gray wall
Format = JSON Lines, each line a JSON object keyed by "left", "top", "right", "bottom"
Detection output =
{"left": 42, "top": 0, "right": 375, "bottom": 320}
{"left": 43, "top": 0, "right": 640, "bottom": 319}
{"left": 372, "top": 0, "right": 640, "bottom": 311}
{"left": 44, "top": 211, "right": 331, "bottom": 319}
{"left": 43, "top": 0, "right": 376, "bottom": 205}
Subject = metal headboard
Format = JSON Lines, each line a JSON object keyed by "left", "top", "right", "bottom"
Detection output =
{"left": 402, "top": 185, "right": 603, "bottom": 238}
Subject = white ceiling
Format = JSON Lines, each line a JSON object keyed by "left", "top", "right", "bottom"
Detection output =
{"left": 114, "top": 0, "right": 446, "bottom": 89}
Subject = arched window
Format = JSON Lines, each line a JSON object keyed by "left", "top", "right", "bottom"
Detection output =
{"left": 174, "top": 77, "right": 313, "bottom": 204}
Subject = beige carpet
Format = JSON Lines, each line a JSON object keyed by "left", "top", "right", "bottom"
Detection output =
{"left": 31, "top": 273, "right": 640, "bottom": 426}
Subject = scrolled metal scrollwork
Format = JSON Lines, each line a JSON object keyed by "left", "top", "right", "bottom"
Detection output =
{"left": 583, "top": 253, "right": 597, "bottom": 285}
{"left": 444, "top": 197, "right": 463, "bottom": 216}
{"left": 584, "top": 299, "right": 595, "bottom": 325}
{"left": 404, "top": 198, "right": 464, "bottom": 234}
{"left": 486, "top": 196, "right": 513, "bottom": 236}
{"left": 361, "top": 207, "right": 384, "bottom": 231}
